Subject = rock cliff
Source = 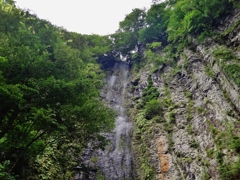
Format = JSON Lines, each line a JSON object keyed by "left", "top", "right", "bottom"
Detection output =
{"left": 128, "top": 8, "right": 240, "bottom": 180}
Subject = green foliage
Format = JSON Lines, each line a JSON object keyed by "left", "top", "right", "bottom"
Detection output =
{"left": 147, "top": 53, "right": 176, "bottom": 81}
{"left": 169, "top": 111, "right": 175, "bottom": 124}
{"left": 0, "top": 1, "right": 115, "bottom": 179}
{"left": 189, "top": 140, "right": 199, "bottom": 148}
{"left": 224, "top": 64, "right": 240, "bottom": 87}
{"left": 213, "top": 46, "right": 240, "bottom": 87}
{"left": 213, "top": 46, "right": 238, "bottom": 62}
{"left": 205, "top": 64, "right": 215, "bottom": 78}
{"left": 197, "top": 30, "right": 216, "bottom": 43}
{"left": 139, "top": 162, "right": 155, "bottom": 180}
{"left": 0, "top": 161, "right": 15, "bottom": 180}
{"left": 221, "top": 19, "right": 240, "bottom": 37}
{"left": 95, "top": 170, "right": 105, "bottom": 180}
{"left": 132, "top": 111, "right": 157, "bottom": 180}
{"left": 207, "top": 120, "right": 240, "bottom": 179}
{"left": 145, "top": 99, "right": 163, "bottom": 120}
{"left": 111, "top": 8, "right": 146, "bottom": 60}
{"left": 146, "top": 42, "right": 162, "bottom": 50}
{"left": 164, "top": 122, "right": 174, "bottom": 133}
{"left": 167, "top": 0, "right": 232, "bottom": 42}
{"left": 108, "top": 0, "right": 237, "bottom": 67}
{"left": 232, "top": 0, "right": 240, "bottom": 8}
{"left": 107, "top": 0, "right": 237, "bottom": 67}
{"left": 138, "top": 2, "right": 169, "bottom": 44}
{"left": 142, "top": 76, "right": 159, "bottom": 104}
{"left": 220, "top": 158, "right": 240, "bottom": 180}
{"left": 1, "top": 0, "right": 239, "bottom": 178}
{"left": 144, "top": 49, "right": 165, "bottom": 70}
{"left": 229, "top": 136, "right": 240, "bottom": 153}
{"left": 169, "top": 64, "right": 181, "bottom": 79}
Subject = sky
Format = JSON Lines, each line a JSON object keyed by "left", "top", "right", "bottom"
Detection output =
{"left": 14, "top": 0, "right": 153, "bottom": 35}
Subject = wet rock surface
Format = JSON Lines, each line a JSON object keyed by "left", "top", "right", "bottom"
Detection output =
{"left": 80, "top": 62, "right": 134, "bottom": 180}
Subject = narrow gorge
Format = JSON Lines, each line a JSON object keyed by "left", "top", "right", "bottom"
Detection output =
{"left": 2, "top": 1, "right": 240, "bottom": 179}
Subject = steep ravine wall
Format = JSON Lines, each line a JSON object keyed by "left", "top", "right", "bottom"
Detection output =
{"left": 81, "top": 62, "right": 135, "bottom": 180}
{"left": 128, "top": 10, "right": 240, "bottom": 180}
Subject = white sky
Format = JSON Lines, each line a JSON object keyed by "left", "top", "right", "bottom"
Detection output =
{"left": 14, "top": 0, "right": 153, "bottom": 35}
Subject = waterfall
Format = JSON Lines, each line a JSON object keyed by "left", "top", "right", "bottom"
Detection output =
{"left": 78, "top": 62, "right": 134, "bottom": 180}
{"left": 95, "top": 62, "right": 134, "bottom": 179}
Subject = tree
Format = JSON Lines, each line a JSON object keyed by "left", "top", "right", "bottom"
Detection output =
{"left": 111, "top": 8, "right": 146, "bottom": 60}
{"left": 167, "top": 0, "right": 233, "bottom": 42}
{"left": 0, "top": 2, "right": 115, "bottom": 179}
{"left": 138, "top": 2, "right": 170, "bottom": 45}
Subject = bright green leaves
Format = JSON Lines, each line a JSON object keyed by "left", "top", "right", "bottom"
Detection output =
{"left": 0, "top": 2, "right": 115, "bottom": 179}
{"left": 53, "top": 42, "right": 83, "bottom": 79}
{"left": 167, "top": 0, "right": 232, "bottom": 42}
{"left": 142, "top": 76, "right": 159, "bottom": 105}
{"left": 0, "top": 24, "right": 53, "bottom": 83}
{"left": 145, "top": 99, "right": 163, "bottom": 120}
{"left": 85, "top": 34, "right": 111, "bottom": 56}
{"left": 167, "top": 0, "right": 188, "bottom": 42}
{"left": 119, "top": 8, "right": 146, "bottom": 33}
{"left": 30, "top": 108, "right": 58, "bottom": 130}
{"left": 111, "top": 8, "right": 146, "bottom": 59}
{"left": 0, "top": 1, "right": 21, "bottom": 33}
{"left": 138, "top": 3, "right": 169, "bottom": 44}
{"left": 110, "top": 0, "right": 236, "bottom": 63}
{"left": 146, "top": 42, "right": 162, "bottom": 50}
{"left": 213, "top": 46, "right": 240, "bottom": 87}
{"left": 111, "top": 31, "right": 133, "bottom": 57}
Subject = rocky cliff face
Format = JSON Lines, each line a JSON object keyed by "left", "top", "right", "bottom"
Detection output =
{"left": 81, "top": 62, "right": 135, "bottom": 180}
{"left": 86, "top": 8, "right": 240, "bottom": 180}
{"left": 128, "top": 9, "right": 240, "bottom": 180}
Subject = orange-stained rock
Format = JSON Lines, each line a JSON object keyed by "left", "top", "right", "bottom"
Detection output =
{"left": 159, "top": 173, "right": 164, "bottom": 180}
{"left": 160, "top": 155, "right": 169, "bottom": 172}
{"left": 157, "top": 136, "right": 170, "bottom": 180}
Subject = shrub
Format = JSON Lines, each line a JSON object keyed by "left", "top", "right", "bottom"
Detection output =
{"left": 145, "top": 99, "right": 163, "bottom": 120}
{"left": 224, "top": 64, "right": 240, "bottom": 87}
{"left": 142, "top": 76, "right": 160, "bottom": 104}
{"left": 213, "top": 47, "right": 238, "bottom": 62}
{"left": 229, "top": 136, "right": 240, "bottom": 153}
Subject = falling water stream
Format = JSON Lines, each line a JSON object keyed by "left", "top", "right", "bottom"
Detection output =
{"left": 94, "top": 62, "right": 134, "bottom": 179}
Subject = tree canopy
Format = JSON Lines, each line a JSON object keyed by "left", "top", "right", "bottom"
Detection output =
{"left": 0, "top": 1, "right": 114, "bottom": 179}
{"left": 108, "top": 0, "right": 238, "bottom": 64}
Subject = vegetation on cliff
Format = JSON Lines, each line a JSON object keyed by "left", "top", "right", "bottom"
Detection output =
{"left": 108, "top": 0, "right": 239, "bottom": 63}
{"left": 114, "top": 0, "right": 240, "bottom": 179}
{"left": 1, "top": 0, "right": 240, "bottom": 179}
